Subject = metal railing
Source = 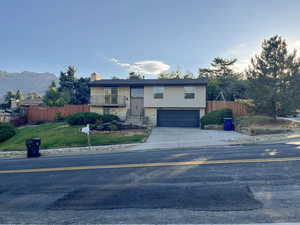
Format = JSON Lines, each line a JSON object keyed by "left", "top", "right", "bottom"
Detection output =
{"left": 90, "top": 95, "right": 126, "bottom": 107}
{"left": 126, "top": 108, "right": 145, "bottom": 120}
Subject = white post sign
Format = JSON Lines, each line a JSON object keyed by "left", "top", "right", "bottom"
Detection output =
{"left": 80, "top": 124, "right": 91, "bottom": 149}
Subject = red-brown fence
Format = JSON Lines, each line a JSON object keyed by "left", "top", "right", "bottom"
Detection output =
{"left": 207, "top": 101, "right": 248, "bottom": 116}
{"left": 27, "top": 105, "right": 90, "bottom": 123}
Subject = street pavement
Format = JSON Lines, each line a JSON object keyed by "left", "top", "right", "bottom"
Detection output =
{"left": 1, "top": 141, "right": 300, "bottom": 223}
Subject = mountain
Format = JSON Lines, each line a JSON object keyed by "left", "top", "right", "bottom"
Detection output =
{"left": 0, "top": 70, "right": 58, "bottom": 100}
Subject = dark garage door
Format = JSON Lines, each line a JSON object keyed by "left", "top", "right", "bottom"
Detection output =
{"left": 157, "top": 110, "right": 200, "bottom": 127}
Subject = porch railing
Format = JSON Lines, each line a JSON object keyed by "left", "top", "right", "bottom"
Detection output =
{"left": 90, "top": 95, "right": 126, "bottom": 107}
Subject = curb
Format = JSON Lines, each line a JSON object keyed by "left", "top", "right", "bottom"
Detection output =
{"left": 1, "top": 131, "right": 300, "bottom": 160}
{"left": 0, "top": 143, "right": 138, "bottom": 159}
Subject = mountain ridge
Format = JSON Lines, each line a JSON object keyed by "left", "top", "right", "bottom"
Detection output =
{"left": 0, "top": 70, "right": 58, "bottom": 100}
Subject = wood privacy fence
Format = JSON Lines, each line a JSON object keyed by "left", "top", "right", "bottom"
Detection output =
{"left": 27, "top": 105, "right": 90, "bottom": 122}
{"left": 26, "top": 102, "right": 247, "bottom": 123}
{"left": 207, "top": 101, "right": 248, "bottom": 116}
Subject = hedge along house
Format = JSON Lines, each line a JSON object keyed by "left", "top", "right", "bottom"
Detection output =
{"left": 89, "top": 73, "right": 207, "bottom": 127}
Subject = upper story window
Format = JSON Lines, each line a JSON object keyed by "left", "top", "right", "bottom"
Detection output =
{"left": 104, "top": 87, "right": 118, "bottom": 104}
{"left": 184, "top": 86, "right": 195, "bottom": 99}
{"left": 104, "top": 87, "right": 118, "bottom": 96}
{"left": 153, "top": 86, "right": 164, "bottom": 99}
{"left": 131, "top": 88, "right": 144, "bottom": 98}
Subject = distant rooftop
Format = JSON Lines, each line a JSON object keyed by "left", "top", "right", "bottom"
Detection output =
{"left": 89, "top": 78, "right": 207, "bottom": 87}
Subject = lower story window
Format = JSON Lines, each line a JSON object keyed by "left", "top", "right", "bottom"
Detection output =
{"left": 103, "top": 108, "right": 110, "bottom": 115}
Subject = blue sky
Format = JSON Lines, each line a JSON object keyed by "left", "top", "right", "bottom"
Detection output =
{"left": 1, "top": 0, "right": 300, "bottom": 78}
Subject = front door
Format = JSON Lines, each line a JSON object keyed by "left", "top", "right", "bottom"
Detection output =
{"left": 130, "top": 87, "right": 144, "bottom": 116}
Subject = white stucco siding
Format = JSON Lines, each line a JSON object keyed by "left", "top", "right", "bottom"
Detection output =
{"left": 144, "top": 85, "right": 206, "bottom": 108}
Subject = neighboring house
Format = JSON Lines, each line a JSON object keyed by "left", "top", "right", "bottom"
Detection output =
{"left": 89, "top": 75, "right": 207, "bottom": 127}
{"left": 20, "top": 97, "right": 43, "bottom": 107}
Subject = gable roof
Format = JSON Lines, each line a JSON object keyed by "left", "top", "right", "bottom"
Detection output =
{"left": 89, "top": 78, "right": 207, "bottom": 87}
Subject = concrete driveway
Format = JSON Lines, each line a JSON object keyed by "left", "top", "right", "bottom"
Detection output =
{"left": 134, "top": 127, "right": 248, "bottom": 150}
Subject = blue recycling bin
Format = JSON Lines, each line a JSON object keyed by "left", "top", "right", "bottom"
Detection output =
{"left": 224, "top": 118, "right": 233, "bottom": 131}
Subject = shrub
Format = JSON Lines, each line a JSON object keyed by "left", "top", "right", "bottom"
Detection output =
{"left": 0, "top": 123, "right": 17, "bottom": 143}
{"left": 35, "top": 120, "right": 46, "bottom": 125}
{"left": 201, "top": 108, "right": 233, "bottom": 128}
{"left": 100, "top": 114, "right": 120, "bottom": 123}
{"left": 66, "top": 112, "right": 101, "bottom": 125}
{"left": 55, "top": 112, "right": 64, "bottom": 122}
{"left": 107, "top": 123, "right": 119, "bottom": 131}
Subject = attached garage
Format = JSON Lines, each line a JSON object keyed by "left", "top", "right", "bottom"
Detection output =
{"left": 157, "top": 110, "right": 200, "bottom": 127}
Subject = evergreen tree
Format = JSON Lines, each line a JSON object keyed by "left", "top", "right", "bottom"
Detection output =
{"left": 4, "top": 91, "right": 15, "bottom": 102}
{"left": 158, "top": 67, "right": 194, "bottom": 79}
{"left": 199, "top": 57, "right": 248, "bottom": 100}
{"left": 43, "top": 66, "right": 90, "bottom": 106}
{"left": 58, "top": 66, "right": 76, "bottom": 103}
{"left": 15, "top": 90, "right": 24, "bottom": 101}
{"left": 128, "top": 72, "right": 143, "bottom": 79}
{"left": 72, "top": 77, "right": 90, "bottom": 104}
{"left": 247, "top": 35, "right": 300, "bottom": 118}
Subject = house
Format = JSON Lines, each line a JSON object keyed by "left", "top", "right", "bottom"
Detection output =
{"left": 89, "top": 74, "right": 207, "bottom": 127}
{"left": 21, "top": 97, "right": 43, "bottom": 107}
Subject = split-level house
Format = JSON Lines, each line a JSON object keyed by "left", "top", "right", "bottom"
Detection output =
{"left": 89, "top": 74, "right": 207, "bottom": 127}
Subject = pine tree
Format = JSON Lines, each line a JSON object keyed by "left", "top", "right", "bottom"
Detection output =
{"left": 247, "top": 35, "right": 300, "bottom": 118}
{"left": 15, "top": 90, "right": 24, "bottom": 101}
{"left": 198, "top": 57, "right": 247, "bottom": 100}
{"left": 128, "top": 72, "right": 143, "bottom": 80}
{"left": 58, "top": 66, "right": 77, "bottom": 104}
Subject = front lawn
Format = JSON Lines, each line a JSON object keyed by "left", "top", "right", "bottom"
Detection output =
{"left": 0, "top": 122, "right": 146, "bottom": 151}
{"left": 235, "top": 115, "right": 300, "bottom": 135}
{"left": 235, "top": 115, "right": 300, "bottom": 129}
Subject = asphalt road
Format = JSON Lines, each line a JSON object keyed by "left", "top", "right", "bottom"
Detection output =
{"left": 1, "top": 141, "right": 300, "bottom": 224}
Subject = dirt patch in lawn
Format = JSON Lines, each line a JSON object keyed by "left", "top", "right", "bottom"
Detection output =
{"left": 235, "top": 115, "right": 300, "bottom": 135}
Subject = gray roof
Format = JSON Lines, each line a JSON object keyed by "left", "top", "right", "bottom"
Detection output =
{"left": 89, "top": 78, "right": 207, "bottom": 87}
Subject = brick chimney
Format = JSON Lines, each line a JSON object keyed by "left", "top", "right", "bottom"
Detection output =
{"left": 91, "top": 72, "right": 101, "bottom": 81}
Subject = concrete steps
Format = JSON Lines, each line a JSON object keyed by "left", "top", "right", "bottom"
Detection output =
{"left": 125, "top": 115, "right": 145, "bottom": 126}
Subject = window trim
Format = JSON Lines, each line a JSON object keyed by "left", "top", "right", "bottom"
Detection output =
{"left": 131, "top": 87, "right": 144, "bottom": 98}
{"left": 153, "top": 86, "right": 164, "bottom": 99}
{"left": 184, "top": 86, "right": 196, "bottom": 99}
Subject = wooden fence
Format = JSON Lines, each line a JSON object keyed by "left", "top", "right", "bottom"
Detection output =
{"left": 27, "top": 105, "right": 90, "bottom": 123}
{"left": 26, "top": 102, "right": 247, "bottom": 123}
{"left": 207, "top": 101, "right": 248, "bottom": 116}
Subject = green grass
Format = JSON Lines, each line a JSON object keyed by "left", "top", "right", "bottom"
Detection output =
{"left": 0, "top": 122, "right": 146, "bottom": 151}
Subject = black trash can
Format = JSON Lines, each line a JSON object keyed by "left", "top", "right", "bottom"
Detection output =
{"left": 26, "top": 138, "right": 41, "bottom": 158}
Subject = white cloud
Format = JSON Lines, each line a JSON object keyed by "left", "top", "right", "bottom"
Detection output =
{"left": 224, "top": 39, "right": 300, "bottom": 73}
{"left": 110, "top": 58, "right": 170, "bottom": 76}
